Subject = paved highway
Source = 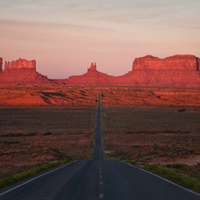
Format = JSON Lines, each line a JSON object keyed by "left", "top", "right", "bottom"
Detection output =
{"left": 93, "top": 94, "right": 104, "bottom": 161}
{"left": 0, "top": 94, "right": 200, "bottom": 199}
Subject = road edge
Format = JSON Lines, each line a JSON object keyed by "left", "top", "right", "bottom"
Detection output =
{"left": 126, "top": 162, "right": 200, "bottom": 197}
{"left": 0, "top": 161, "right": 77, "bottom": 197}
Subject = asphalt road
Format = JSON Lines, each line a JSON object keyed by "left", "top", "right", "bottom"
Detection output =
{"left": 0, "top": 94, "right": 200, "bottom": 200}
{"left": 93, "top": 94, "right": 104, "bottom": 161}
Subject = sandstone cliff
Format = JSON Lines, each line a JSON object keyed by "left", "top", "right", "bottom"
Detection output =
{"left": 1, "top": 55, "right": 200, "bottom": 87}
{"left": 57, "top": 55, "right": 200, "bottom": 87}
{"left": 132, "top": 55, "right": 199, "bottom": 71}
{"left": 4, "top": 58, "right": 36, "bottom": 72}
{"left": 0, "top": 58, "right": 56, "bottom": 86}
{"left": 67, "top": 63, "right": 114, "bottom": 86}
{"left": 126, "top": 55, "right": 200, "bottom": 87}
{"left": 0, "top": 58, "right": 2, "bottom": 72}
{"left": 54, "top": 62, "right": 114, "bottom": 86}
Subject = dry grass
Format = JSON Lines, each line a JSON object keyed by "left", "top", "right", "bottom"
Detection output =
{"left": 0, "top": 107, "right": 96, "bottom": 179}
{"left": 102, "top": 106, "right": 200, "bottom": 163}
{"left": 1, "top": 85, "right": 200, "bottom": 187}
{"left": 0, "top": 107, "right": 95, "bottom": 133}
{"left": 102, "top": 106, "right": 200, "bottom": 191}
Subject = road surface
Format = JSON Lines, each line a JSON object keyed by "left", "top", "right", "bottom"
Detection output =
{"left": 0, "top": 94, "right": 200, "bottom": 199}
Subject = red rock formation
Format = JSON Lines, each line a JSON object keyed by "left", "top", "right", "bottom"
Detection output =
{"left": 127, "top": 55, "right": 200, "bottom": 87}
{"left": 10, "top": 58, "right": 36, "bottom": 70}
{"left": 197, "top": 57, "right": 200, "bottom": 71}
{"left": 132, "top": 55, "right": 198, "bottom": 71}
{"left": 0, "top": 58, "right": 2, "bottom": 72}
{"left": 0, "top": 58, "right": 56, "bottom": 86}
{"left": 3, "top": 58, "right": 36, "bottom": 72}
{"left": 65, "top": 63, "right": 113, "bottom": 86}
{"left": 1, "top": 55, "right": 200, "bottom": 87}
{"left": 58, "top": 55, "right": 200, "bottom": 87}
{"left": 88, "top": 63, "right": 96, "bottom": 72}
{"left": 4, "top": 61, "right": 10, "bottom": 72}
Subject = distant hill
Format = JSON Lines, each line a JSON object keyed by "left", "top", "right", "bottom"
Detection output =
{"left": 1, "top": 55, "right": 200, "bottom": 87}
{"left": 0, "top": 58, "right": 57, "bottom": 86}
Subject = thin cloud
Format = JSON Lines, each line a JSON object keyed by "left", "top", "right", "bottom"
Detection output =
{"left": 0, "top": 18, "right": 115, "bottom": 33}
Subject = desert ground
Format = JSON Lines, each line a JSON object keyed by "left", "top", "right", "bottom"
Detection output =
{"left": 0, "top": 86, "right": 200, "bottom": 107}
{"left": 0, "top": 107, "right": 95, "bottom": 180}
{"left": 101, "top": 106, "right": 200, "bottom": 185}
{"left": 0, "top": 86, "right": 200, "bottom": 184}
{"left": 102, "top": 106, "right": 200, "bottom": 164}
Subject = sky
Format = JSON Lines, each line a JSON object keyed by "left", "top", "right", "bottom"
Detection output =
{"left": 0, "top": 0, "right": 200, "bottom": 79}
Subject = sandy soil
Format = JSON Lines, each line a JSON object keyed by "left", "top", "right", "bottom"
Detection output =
{"left": 102, "top": 106, "right": 200, "bottom": 165}
{"left": 0, "top": 86, "right": 200, "bottom": 107}
{"left": 0, "top": 86, "right": 200, "bottom": 180}
{"left": 0, "top": 107, "right": 95, "bottom": 179}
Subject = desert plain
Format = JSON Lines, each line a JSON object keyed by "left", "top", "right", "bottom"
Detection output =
{"left": 0, "top": 86, "right": 200, "bottom": 186}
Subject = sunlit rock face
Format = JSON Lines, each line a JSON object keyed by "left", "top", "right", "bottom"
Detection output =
{"left": 132, "top": 55, "right": 199, "bottom": 71}
{"left": 64, "top": 62, "right": 113, "bottom": 86}
{"left": 0, "top": 58, "right": 56, "bottom": 86}
{"left": 62, "top": 55, "right": 200, "bottom": 87}
{"left": 0, "top": 55, "right": 200, "bottom": 87}
{"left": 3, "top": 58, "right": 36, "bottom": 72}
{"left": 127, "top": 55, "right": 200, "bottom": 87}
{"left": 88, "top": 62, "right": 97, "bottom": 72}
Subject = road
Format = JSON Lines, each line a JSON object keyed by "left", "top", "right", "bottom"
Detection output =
{"left": 0, "top": 94, "right": 200, "bottom": 200}
{"left": 93, "top": 93, "right": 104, "bottom": 161}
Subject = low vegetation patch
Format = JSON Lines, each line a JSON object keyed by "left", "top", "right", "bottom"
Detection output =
{"left": 0, "top": 133, "right": 37, "bottom": 137}
{"left": 143, "top": 164, "right": 200, "bottom": 193}
{"left": 0, "top": 160, "right": 69, "bottom": 188}
{"left": 43, "top": 132, "right": 52, "bottom": 136}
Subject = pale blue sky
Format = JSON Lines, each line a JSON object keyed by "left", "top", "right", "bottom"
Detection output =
{"left": 0, "top": 0, "right": 200, "bottom": 78}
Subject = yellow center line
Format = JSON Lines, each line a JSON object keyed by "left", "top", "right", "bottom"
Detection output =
{"left": 100, "top": 182, "right": 103, "bottom": 185}
{"left": 100, "top": 175, "right": 102, "bottom": 178}
{"left": 99, "top": 193, "right": 104, "bottom": 198}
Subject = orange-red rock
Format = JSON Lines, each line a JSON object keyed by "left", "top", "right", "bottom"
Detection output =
{"left": 57, "top": 55, "right": 200, "bottom": 87}
{"left": 88, "top": 62, "right": 97, "bottom": 72}
{"left": 132, "top": 55, "right": 198, "bottom": 71}
{"left": 0, "top": 55, "right": 200, "bottom": 87}
{"left": 3, "top": 58, "right": 36, "bottom": 72}
{"left": 10, "top": 58, "right": 36, "bottom": 70}
{"left": 127, "top": 55, "right": 200, "bottom": 87}
{"left": 0, "top": 58, "right": 2, "bottom": 72}
{"left": 0, "top": 58, "right": 56, "bottom": 86}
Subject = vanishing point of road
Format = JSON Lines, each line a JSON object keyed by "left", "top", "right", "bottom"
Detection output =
{"left": 0, "top": 94, "right": 200, "bottom": 200}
